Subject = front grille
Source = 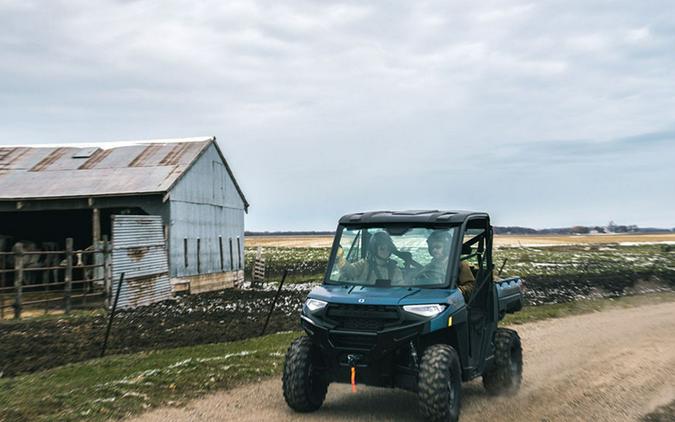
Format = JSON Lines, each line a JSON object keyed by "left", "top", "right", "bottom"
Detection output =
{"left": 325, "top": 304, "right": 401, "bottom": 331}
{"left": 329, "top": 332, "right": 377, "bottom": 350}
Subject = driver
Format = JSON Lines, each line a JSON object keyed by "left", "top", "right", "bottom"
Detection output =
{"left": 336, "top": 231, "right": 404, "bottom": 285}
{"left": 422, "top": 230, "right": 475, "bottom": 298}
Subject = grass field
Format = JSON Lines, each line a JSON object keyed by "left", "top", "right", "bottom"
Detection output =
{"left": 2, "top": 292, "right": 674, "bottom": 422}
{"left": 244, "top": 239, "right": 675, "bottom": 285}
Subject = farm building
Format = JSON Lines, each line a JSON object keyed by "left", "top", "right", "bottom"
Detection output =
{"left": 0, "top": 136, "right": 248, "bottom": 309}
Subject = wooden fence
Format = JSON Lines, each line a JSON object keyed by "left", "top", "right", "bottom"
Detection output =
{"left": 0, "top": 237, "right": 111, "bottom": 320}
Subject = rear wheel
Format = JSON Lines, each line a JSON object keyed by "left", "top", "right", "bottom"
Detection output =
{"left": 418, "top": 344, "right": 462, "bottom": 422}
{"left": 282, "top": 336, "right": 328, "bottom": 412}
{"left": 483, "top": 328, "right": 523, "bottom": 395}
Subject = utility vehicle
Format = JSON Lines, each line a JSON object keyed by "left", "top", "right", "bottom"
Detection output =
{"left": 282, "top": 210, "right": 524, "bottom": 421}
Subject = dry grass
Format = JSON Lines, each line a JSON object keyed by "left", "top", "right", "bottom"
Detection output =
{"left": 246, "top": 233, "right": 675, "bottom": 248}
{"left": 246, "top": 235, "right": 334, "bottom": 248}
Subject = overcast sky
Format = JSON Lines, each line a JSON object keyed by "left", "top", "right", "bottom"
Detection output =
{"left": 1, "top": 0, "right": 673, "bottom": 230}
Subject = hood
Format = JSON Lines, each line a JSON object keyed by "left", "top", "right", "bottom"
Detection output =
{"left": 307, "top": 284, "right": 462, "bottom": 306}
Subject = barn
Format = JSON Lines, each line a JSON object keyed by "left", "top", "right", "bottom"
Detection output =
{"left": 0, "top": 136, "right": 248, "bottom": 309}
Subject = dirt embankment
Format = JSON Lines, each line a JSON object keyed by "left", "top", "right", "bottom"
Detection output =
{"left": 130, "top": 301, "right": 675, "bottom": 422}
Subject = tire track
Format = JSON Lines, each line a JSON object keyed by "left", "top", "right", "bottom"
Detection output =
{"left": 130, "top": 301, "right": 675, "bottom": 422}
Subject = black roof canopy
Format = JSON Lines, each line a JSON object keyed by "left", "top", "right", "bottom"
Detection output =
{"left": 339, "top": 210, "right": 490, "bottom": 225}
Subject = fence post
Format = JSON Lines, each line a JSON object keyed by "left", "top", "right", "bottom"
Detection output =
{"left": 0, "top": 249, "right": 5, "bottom": 286}
{"left": 102, "top": 235, "right": 110, "bottom": 310}
{"left": 64, "top": 238, "right": 73, "bottom": 314}
{"left": 13, "top": 242, "right": 24, "bottom": 319}
{"left": 252, "top": 246, "right": 265, "bottom": 288}
{"left": 260, "top": 269, "right": 288, "bottom": 336}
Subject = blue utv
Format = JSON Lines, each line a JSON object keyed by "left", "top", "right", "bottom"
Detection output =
{"left": 282, "top": 210, "right": 525, "bottom": 422}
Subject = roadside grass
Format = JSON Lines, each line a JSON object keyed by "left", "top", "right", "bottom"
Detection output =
{"left": 1, "top": 292, "right": 674, "bottom": 422}
{"left": 0, "top": 331, "right": 300, "bottom": 422}
{"left": 502, "top": 291, "right": 675, "bottom": 325}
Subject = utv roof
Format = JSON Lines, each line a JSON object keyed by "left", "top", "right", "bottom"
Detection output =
{"left": 339, "top": 210, "right": 489, "bottom": 225}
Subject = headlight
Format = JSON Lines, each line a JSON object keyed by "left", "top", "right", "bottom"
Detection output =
{"left": 403, "top": 304, "right": 446, "bottom": 317}
{"left": 305, "top": 299, "right": 328, "bottom": 312}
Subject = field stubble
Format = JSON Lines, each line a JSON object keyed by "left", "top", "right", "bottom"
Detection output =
{"left": 246, "top": 233, "right": 675, "bottom": 248}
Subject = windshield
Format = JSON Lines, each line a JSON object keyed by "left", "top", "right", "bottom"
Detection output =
{"left": 327, "top": 225, "right": 457, "bottom": 288}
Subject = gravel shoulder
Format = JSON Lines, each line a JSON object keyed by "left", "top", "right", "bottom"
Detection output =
{"left": 130, "top": 301, "right": 675, "bottom": 422}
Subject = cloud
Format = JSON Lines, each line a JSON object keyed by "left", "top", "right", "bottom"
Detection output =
{"left": 625, "top": 27, "right": 651, "bottom": 43}
{"left": 0, "top": 0, "right": 674, "bottom": 229}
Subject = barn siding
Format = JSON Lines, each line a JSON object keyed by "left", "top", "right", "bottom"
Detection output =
{"left": 168, "top": 143, "right": 246, "bottom": 277}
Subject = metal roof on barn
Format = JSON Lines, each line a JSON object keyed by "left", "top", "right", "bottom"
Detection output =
{"left": 0, "top": 136, "right": 249, "bottom": 210}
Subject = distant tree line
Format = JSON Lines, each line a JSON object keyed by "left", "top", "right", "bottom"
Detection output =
{"left": 495, "top": 223, "right": 673, "bottom": 235}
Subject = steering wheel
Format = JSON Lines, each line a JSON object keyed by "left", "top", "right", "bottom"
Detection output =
{"left": 412, "top": 266, "right": 439, "bottom": 283}
{"left": 394, "top": 250, "right": 423, "bottom": 270}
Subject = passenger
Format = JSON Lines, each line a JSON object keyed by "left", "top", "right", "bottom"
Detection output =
{"left": 336, "top": 231, "right": 404, "bottom": 285}
{"left": 421, "top": 231, "right": 475, "bottom": 298}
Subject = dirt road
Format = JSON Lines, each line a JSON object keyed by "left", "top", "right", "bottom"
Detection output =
{"left": 131, "top": 301, "right": 675, "bottom": 421}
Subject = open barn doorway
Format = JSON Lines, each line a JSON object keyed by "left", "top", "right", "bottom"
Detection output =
{"left": 0, "top": 207, "right": 148, "bottom": 288}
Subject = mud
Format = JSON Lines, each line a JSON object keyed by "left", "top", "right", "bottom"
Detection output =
{"left": 523, "top": 272, "right": 673, "bottom": 305}
{"left": 0, "top": 289, "right": 306, "bottom": 377}
{"left": 0, "top": 272, "right": 672, "bottom": 377}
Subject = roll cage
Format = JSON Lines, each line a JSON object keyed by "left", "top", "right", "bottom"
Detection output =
{"left": 323, "top": 211, "right": 494, "bottom": 294}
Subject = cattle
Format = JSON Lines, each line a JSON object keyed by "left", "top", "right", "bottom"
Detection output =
{"left": 0, "top": 235, "right": 12, "bottom": 287}
{"left": 76, "top": 244, "right": 103, "bottom": 293}
{"left": 3, "top": 240, "right": 104, "bottom": 290}
{"left": 17, "top": 241, "right": 43, "bottom": 284}
{"left": 40, "top": 242, "right": 62, "bottom": 285}
{"left": 5, "top": 240, "right": 63, "bottom": 286}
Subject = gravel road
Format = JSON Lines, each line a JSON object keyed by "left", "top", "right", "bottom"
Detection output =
{"left": 131, "top": 301, "right": 675, "bottom": 422}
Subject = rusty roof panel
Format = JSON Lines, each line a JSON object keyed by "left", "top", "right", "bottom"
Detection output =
{"left": 160, "top": 143, "right": 191, "bottom": 166}
{"left": 79, "top": 148, "right": 112, "bottom": 170}
{"left": 0, "top": 137, "right": 215, "bottom": 200}
{"left": 30, "top": 148, "right": 69, "bottom": 171}
{"left": 0, "top": 148, "right": 15, "bottom": 162}
{"left": 95, "top": 145, "right": 148, "bottom": 168}
{"left": 129, "top": 144, "right": 164, "bottom": 167}
{"left": 0, "top": 148, "right": 43, "bottom": 170}
{"left": 0, "top": 147, "right": 30, "bottom": 170}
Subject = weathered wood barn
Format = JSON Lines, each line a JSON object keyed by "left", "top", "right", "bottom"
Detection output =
{"left": 0, "top": 136, "right": 248, "bottom": 308}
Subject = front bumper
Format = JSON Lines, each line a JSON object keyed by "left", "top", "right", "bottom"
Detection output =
{"left": 300, "top": 312, "right": 428, "bottom": 389}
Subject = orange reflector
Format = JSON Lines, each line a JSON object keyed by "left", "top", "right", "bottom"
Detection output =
{"left": 351, "top": 367, "right": 356, "bottom": 392}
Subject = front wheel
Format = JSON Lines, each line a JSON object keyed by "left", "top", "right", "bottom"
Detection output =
{"left": 418, "top": 344, "right": 462, "bottom": 422}
{"left": 282, "top": 336, "right": 328, "bottom": 412}
{"left": 482, "top": 328, "right": 523, "bottom": 395}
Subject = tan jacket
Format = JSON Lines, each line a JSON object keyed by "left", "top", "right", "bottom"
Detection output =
{"left": 458, "top": 261, "right": 475, "bottom": 298}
